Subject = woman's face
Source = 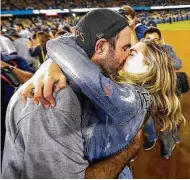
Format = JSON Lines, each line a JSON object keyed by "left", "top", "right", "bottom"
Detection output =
{"left": 123, "top": 42, "right": 148, "bottom": 74}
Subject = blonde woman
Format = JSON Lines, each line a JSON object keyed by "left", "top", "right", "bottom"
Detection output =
{"left": 45, "top": 37, "right": 185, "bottom": 133}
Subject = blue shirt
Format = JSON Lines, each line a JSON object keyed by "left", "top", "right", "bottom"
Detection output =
{"left": 1, "top": 53, "right": 34, "bottom": 104}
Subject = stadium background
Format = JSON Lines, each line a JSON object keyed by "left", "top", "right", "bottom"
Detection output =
{"left": 1, "top": 0, "right": 190, "bottom": 178}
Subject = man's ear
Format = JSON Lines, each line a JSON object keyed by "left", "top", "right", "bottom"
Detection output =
{"left": 94, "top": 38, "right": 109, "bottom": 56}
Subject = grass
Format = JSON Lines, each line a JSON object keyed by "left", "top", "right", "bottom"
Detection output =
{"left": 157, "top": 20, "right": 190, "bottom": 30}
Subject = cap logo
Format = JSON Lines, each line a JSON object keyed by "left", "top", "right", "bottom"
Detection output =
{"left": 96, "top": 33, "right": 104, "bottom": 39}
{"left": 75, "top": 29, "right": 85, "bottom": 42}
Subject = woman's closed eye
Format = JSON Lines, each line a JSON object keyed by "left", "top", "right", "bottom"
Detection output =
{"left": 129, "top": 52, "right": 134, "bottom": 56}
{"left": 129, "top": 49, "right": 137, "bottom": 56}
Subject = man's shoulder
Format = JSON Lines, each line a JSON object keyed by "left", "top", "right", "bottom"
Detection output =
{"left": 8, "top": 85, "right": 81, "bottom": 123}
{"left": 53, "top": 85, "right": 81, "bottom": 112}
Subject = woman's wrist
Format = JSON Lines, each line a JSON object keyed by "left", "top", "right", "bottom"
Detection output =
{"left": 8, "top": 66, "right": 15, "bottom": 71}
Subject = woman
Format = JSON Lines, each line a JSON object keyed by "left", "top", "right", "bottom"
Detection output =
{"left": 28, "top": 31, "right": 49, "bottom": 66}
{"left": 44, "top": 37, "right": 185, "bottom": 178}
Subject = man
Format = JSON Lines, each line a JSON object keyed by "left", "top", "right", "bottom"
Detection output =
{"left": 14, "top": 22, "right": 32, "bottom": 39}
{"left": 143, "top": 26, "right": 182, "bottom": 159}
{"left": 9, "top": 31, "right": 36, "bottom": 67}
{"left": 143, "top": 27, "right": 182, "bottom": 70}
{"left": 2, "top": 9, "right": 142, "bottom": 178}
{"left": 0, "top": 35, "right": 17, "bottom": 55}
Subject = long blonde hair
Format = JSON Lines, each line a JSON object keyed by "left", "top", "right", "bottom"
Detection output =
{"left": 114, "top": 40, "right": 185, "bottom": 131}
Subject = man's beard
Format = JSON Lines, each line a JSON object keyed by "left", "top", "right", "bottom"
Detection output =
{"left": 99, "top": 47, "right": 120, "bottom": 77}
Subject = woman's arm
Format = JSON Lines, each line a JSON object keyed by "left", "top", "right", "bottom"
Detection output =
{"left": 46, "top": 35, "right": 145, "bottom": 123}
{"left": 1, "top": 60, "right": 33, "bottom": 84}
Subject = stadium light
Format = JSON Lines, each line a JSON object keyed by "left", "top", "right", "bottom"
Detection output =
{"left": 71, "top": 8, "right": 99, "bottom": 13}
{"left": 151, "top": 5, "right": 190, "bottom": 9}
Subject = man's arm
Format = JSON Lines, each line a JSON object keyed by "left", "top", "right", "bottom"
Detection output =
{"left": 85, "top": 129, "right": 142, "bottom": 179}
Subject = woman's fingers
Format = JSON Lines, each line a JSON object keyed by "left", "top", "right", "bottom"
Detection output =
{"left": 54, "top": 75, "right": 67, "bottom": 92}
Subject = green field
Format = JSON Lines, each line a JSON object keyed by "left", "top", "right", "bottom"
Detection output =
{"left": 157, "top": 20, "right": 190, "bottom": 30}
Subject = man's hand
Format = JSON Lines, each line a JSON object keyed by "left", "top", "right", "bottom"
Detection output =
{"left": 20, "top": 58, "right": 66, "bottom": 108}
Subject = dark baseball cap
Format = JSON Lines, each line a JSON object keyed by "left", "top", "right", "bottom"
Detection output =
{"left": 75, "top": 8, "right": 129, "bottom": 58}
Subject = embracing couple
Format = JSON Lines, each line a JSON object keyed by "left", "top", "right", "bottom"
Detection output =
{"left": 2, "top": 8, "right": 185, "bottom": 179}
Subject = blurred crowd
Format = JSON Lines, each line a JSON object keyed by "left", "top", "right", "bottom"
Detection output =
{"left": 2, "top": 0, "right": 190, "bottom": 10}
{"left": 1, "top": 8, "right": 190, "bottom": 34}
{"left": 1, "top": 5, "right": 189, "bottom": 178}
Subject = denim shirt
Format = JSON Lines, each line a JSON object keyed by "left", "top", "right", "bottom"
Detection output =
{"left": 47, "top": 35, "right": 152, "bottom": 178}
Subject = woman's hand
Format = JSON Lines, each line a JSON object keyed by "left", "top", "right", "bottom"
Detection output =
{"left": 20, "top": 58, "right": 66, "bottom": 108}
{"left": 0, "top": 61, "right": 11, "bottom": 69}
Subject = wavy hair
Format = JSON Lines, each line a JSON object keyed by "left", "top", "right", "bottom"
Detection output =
{"left": 114, "top": 40, "right": 185, "bottom": 131}
{"left": 36, "top": 31, "right": 49, "bottom": 45}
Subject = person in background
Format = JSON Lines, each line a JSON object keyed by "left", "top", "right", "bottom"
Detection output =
{"left": 0, "top": 35, "right": 17, "bottom": 55}
{"left": 9, "top": 31, "right": 36, "bottom": 69}
{"left": 143, "top": 26, "right": 182, "bottom": 159}
{"left": 144, "top": 27, "right": 182, "bottom": 70}
{"left": 28, "top": 31, "right": 49, "bottom": 65}
{"left": 1, "top": 53, "right": 34, "bottom": 159}
{"left": 48, "top": 28, "right": 58, "bottom": 39}
{"left": 119, "top": 5, "right": 148, "bottom": 44}
{"left": 14, "top": 22, "right": 32, "bottom": 39}
{"left": 59, "top": 24, "right": 71, "bottom": 33}
{"left": 54, "top": 29, "right": 68, "bottom": 38}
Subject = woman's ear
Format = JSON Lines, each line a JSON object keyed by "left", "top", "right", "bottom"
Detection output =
{"left": 94, "top": 38, "right": 109, "bottom": 55}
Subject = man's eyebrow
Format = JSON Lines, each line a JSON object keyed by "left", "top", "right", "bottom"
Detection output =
{"left": 122, "top": 44, "right": 131, "bottom": 49}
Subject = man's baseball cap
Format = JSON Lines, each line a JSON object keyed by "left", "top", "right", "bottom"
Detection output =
{"left": 75, "top": 8, "right": 129, "bottom": 58}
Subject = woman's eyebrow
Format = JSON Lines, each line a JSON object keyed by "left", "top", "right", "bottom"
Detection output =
{"left": 130, "top": 49, "right": 138, "bottom": 54}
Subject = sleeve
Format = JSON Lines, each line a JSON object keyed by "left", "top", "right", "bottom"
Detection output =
{"left": 46, "top": 37, "right": 144, "bottom": 124}
{"left": 29, "top": 46, "right": 41, "bottom": 57}
{"left": 13, "top": 55, "right": 34, "bottom": 73}
{"left": 2, "top": 87, "right": 88, "bottom": 178}
{"left": 165, "top": 44, "right": 182, "bottom": 70}
{"left": 1, "top": 37, "right": 17, "bottom": 54}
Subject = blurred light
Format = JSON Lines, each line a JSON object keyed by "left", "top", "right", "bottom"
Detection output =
{"left": 2, "top": 28, "right": 7, "bottom": 32}
{"left": 33, "top": 10, "right": 40, "bottom": 14}
{"left": 151, "top": 5, "right": 190, "bottom": 9}
{"left": 71, "top": 8, "right": 98, "bottom": 13}
{"left": 0, "top": 14, "right": 13, "bottom": 17}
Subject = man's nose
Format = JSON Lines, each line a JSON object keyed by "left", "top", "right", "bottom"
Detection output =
{"left": 124, "top": 49, "right": 130, "bottom": 59}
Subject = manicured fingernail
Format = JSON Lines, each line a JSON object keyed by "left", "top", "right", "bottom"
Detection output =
{"left": 51, "top": 103, "right": 55, "bottom": 108}
{"left": 44, "top": 104, "right": 49, "bottom": 109}
{"left": 54, "top": 88, "right": 60, "bottom": 92}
